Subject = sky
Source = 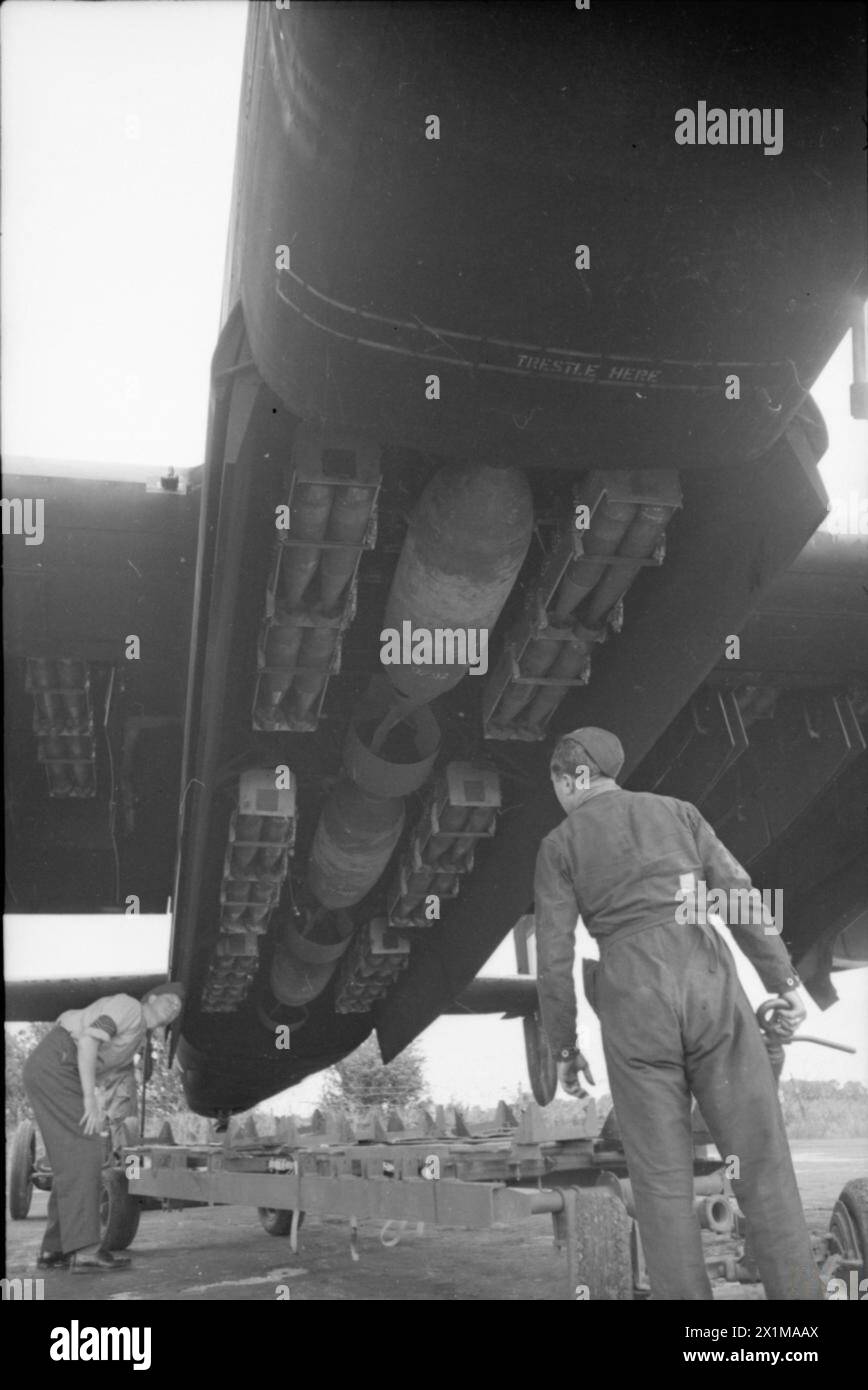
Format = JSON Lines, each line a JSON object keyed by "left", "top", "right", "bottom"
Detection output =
{"left": 1, "top": 0, "right": 247, "bottom": 471}
{"left": 2, "top": 1, "right": 866, "bottom": 1111}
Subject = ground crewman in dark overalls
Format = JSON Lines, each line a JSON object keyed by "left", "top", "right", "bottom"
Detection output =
{"left": 534, "top": 727, "right": 824, "bottom": 1301}
{"left": 23, "top": 982, "right": 184, "bottom": 1272}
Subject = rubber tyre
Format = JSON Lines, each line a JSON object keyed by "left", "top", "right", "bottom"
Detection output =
{"left": 100, "top": 1169, "right": 141, "bottom": 1251}
{"left": 258, "top": 1208, "right": 305, "bottom": 1237}
{"left": 9, "top": 1120, "right": 36, "bottom": 1219}
{"left": 829, "top": 1177, "right": 868, "bottom": 1280}
{"left": 523, "top": 1013, "right": 557, "bottom": 1106}
{"left": 572, "top": 1187, "right": 634, "bottom": 1301}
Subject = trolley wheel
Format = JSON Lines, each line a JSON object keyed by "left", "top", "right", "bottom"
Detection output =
{"left": 9, "top": 1120, "right": 37, "bottom": 1219}
{"left": 829, "top": 1178, "right": 868, "bottom": 1280}
{"left": 100, "top": 1169, "right": 141, "bottom": 1251}
{"left": 572, "top": 1187, "right": 634, "bottom": 1301}
{"left": 258, "top": 1208, "right": 305, "bottom": 1237}
{"left": 523, "top": 1013, "right": 557, "bottom": 1106}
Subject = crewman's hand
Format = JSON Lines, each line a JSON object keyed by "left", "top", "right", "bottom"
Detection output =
{"left": 557, "top": 1051, "right": 595, "bottom": 1098}
{"left": 769, "top": 989, "right": 807, "bottom": 1038}
{"left": 80, "top": 1095, "right": 103, "bottom": 1136}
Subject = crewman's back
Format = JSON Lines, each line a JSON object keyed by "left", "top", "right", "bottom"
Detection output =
{"left": 542, "top": 784, "right": 714, "bottom": 939}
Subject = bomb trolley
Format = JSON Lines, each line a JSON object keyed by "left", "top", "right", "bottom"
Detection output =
{"left": 94, "top": 1095, "right": 863, "bottom": 1300}
{"left": 9, "top": 1104, "right": 864, "bottom": 1298}
{"left": 114, "top": 1102, "right": 705, "bottom": 1301}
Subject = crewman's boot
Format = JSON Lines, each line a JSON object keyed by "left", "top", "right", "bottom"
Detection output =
{"left": 69, "top": 1245, "right": 132, "bottom": 1272}
{"left": 37, "top": 1248, "right": 70, "bottom": 1270}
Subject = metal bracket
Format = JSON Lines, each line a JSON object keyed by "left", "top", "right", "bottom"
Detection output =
{"left": 551, "top": 1187, "right": 581, "bottom": 1300}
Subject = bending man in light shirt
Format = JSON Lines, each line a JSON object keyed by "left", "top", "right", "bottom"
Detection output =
{"left": 533, "top": 727, "right": 824, "bottom": 1301}
{"left": 23, "top": 982, "right": 184, "bottom": 1272}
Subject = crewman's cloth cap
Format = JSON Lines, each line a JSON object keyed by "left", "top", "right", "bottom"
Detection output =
{"left": 141, "top": 981, "right": 186, "bottom": 1004}
{"left": 563, "top": 727, "right": 625, "bottom": 780}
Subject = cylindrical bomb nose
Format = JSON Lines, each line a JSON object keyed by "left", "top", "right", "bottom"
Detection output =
{"left": 382, "top": 463, "right": 532, "bottom": 705}
{"left": 307, "top": 702, "right": 439, "bottom": 911}
{"left": 307, "top": 781, "right": 405, "bottom": 911}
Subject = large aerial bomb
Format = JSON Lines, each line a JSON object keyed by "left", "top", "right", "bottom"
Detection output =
{"left": 382, "top": 463, "right": 533, "bottom": 706}
{"left": 307, "top": 697, "right": 440, "bottom": 912}
{"left": 270, "top": 908, "right": 355, "bottom": 1008}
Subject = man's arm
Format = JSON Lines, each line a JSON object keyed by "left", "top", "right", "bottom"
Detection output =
{"left": 100, "top": 1064, "right": 139, "bottom": 1151}
{"left": 534, "top": 836, "right": 595, "bottom": 1095}
{"left": 684, "top": 803, "right": 802, "bottom": 996}
{"left": 76, "top": 1007, "right": 123, "bottom": 1135}
{"left": 76, "top": 1034, "right": 105, "bottom": 1135}
{"left": 534, "top": 835, "right": 581, "bottom": 1054}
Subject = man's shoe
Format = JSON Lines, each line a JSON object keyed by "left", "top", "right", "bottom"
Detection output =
{"left": 70, "top": 1248, "right": 132, "bottom": 1272}
{"left": 36, "top": 1251, "right": 70, "bottom": 1270}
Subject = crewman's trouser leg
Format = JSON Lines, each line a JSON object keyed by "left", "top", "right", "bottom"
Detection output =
{"left": 42, "top": 1182, "right": 63, "bottom": 1257}
{"left": 598, "top": 922, "right": 824, "bottom": 1300}
{"left": 23, "top": 1026, "right": 104, "bottom": 1254}
{"left": 681, "top": 950, "right": 825, "bottom": 1300}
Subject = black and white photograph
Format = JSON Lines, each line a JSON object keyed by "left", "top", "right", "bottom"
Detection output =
{"left": 2, "top": 0, "right": 867, "bottom": 1349}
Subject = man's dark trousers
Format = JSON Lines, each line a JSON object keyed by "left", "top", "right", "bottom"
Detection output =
{"left": 23, "top": 1026, "right": 104, "bottom": 1254}
{"left": 597, "top": 918, "right": 825, "bottom": 1300}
